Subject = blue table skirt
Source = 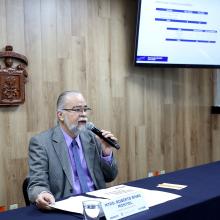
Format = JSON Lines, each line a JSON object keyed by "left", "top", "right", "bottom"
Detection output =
{"left": 1, "top": 161, "right": 220, "bottom": 220}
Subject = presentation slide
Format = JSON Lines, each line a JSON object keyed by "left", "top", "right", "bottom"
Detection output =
{"left": 136, "top": 0, "right": 220, "bottom": 66}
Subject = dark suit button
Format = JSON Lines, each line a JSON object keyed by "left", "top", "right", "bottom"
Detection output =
{"left": 70, "top": 189, "right": 73, "bottom": 193}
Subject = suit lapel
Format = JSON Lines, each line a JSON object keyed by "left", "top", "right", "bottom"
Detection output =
{"left": 52, "top": 126, "right": 73, "bottom": 188}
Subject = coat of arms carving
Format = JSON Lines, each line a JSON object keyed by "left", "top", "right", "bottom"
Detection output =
{"left": 0, "top": 45, "right": 28, "bottom": 106}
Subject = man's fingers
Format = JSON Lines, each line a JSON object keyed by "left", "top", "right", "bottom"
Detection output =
{"left": 36, "top": 192, "right": 55, "bottom": 210}
{"left": 101, "top": 130, "right": 117, "bottom": 141}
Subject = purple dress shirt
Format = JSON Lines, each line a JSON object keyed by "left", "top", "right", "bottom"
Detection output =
{"left": 61, "top": 127, "right": 112, "bottom": 195}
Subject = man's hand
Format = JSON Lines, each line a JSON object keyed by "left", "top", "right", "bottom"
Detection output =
{"left": 35, "top": 192, "right": 55, "bottom": 210}
{"left": 99, "top": 130, "right": 117, "bottom": 156}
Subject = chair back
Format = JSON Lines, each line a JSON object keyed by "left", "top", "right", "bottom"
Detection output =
{"left": 22, "top": 177, "right": 30, "bottom": 206}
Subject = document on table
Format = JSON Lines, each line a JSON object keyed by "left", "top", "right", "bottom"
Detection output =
{"left": 87, "top": 184, "right": 181, "bottom": 207}
{"left": 50, "top": 184, "right": 181, "bottom": 213}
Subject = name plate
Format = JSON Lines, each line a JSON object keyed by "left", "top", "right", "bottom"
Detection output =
{"left": 102, "top": 191, "right": 149, "bottom": 220}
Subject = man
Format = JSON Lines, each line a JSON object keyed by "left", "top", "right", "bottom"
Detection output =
{"left": 27, "top": 90, "right": 118, "bottom": 210}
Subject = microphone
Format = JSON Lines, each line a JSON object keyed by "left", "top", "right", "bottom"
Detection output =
{"left": 86, "top": 122, "right": 120, "bottom": 150}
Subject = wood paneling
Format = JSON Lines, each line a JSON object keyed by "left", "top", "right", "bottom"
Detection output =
{"left": 0, "top": 0, "right": 218, "bottom": 209}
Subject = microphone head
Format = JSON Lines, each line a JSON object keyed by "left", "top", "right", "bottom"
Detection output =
{"left": 86, "top": 122, "right": 95, "bottom": 130}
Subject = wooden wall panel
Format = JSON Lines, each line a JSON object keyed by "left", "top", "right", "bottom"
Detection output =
{"left": 0, "top": 0, "right": 218, "bottom": 209}
{"left": 57, "top": 0, "right": 72, "bottom": 59}
{"left": 6, "top": 0, "right": 25, "bottom": 53}
{"left": 0, "top": 0, "right": 7, "bottom": 46}
{"left": 24, "top": 0, "right": 44, "bottom": 131}
{"left": 41, "top": 0, "right": 58, "bottom": 82}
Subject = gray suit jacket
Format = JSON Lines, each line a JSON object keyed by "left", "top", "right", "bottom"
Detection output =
{"left": 27, "top": 125, "right": 118, "bottom": 203}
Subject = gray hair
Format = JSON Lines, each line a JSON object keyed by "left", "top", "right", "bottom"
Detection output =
{"left": 56, "top": 90, "right": 81, "bottom": 111}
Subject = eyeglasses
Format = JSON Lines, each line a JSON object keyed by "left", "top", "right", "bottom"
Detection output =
{"left": 62, "top": 106, "right": 92, "bottom": 113}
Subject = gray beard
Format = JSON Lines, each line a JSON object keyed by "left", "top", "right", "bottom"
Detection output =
{"left": 64, "top": 117, "right": 86, "bottom": 136}
{"left": 70, "top": 124, "right": 86, "bottom": 136}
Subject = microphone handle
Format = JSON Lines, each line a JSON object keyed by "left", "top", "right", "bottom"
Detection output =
{"left": 91, "top": 127, "right": 120, "bottom": 150}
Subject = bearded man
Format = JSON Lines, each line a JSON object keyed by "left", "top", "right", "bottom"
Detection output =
{"left": 27, "top": 90, "right": 118, "bottom": 210}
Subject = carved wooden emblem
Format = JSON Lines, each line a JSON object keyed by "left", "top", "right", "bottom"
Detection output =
{"left": 0, "top": 45, "right": 28, "bottom": 106}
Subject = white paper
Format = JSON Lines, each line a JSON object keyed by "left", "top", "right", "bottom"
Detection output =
{"left": 138, "top": 188, "right": 181, "bottom": 207}
{"left": 50, "top": 185, "right": 181, "bottom": 214}
{"left": 157, "top": 183, "right": 187, "bottom": 190}
{"left": 87, "top": 185, "right": 181, "bottom": 207}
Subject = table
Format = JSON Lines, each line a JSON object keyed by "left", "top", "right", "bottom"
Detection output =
{"left": 1, "top": 161, "right": 220, "bottom": 220}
